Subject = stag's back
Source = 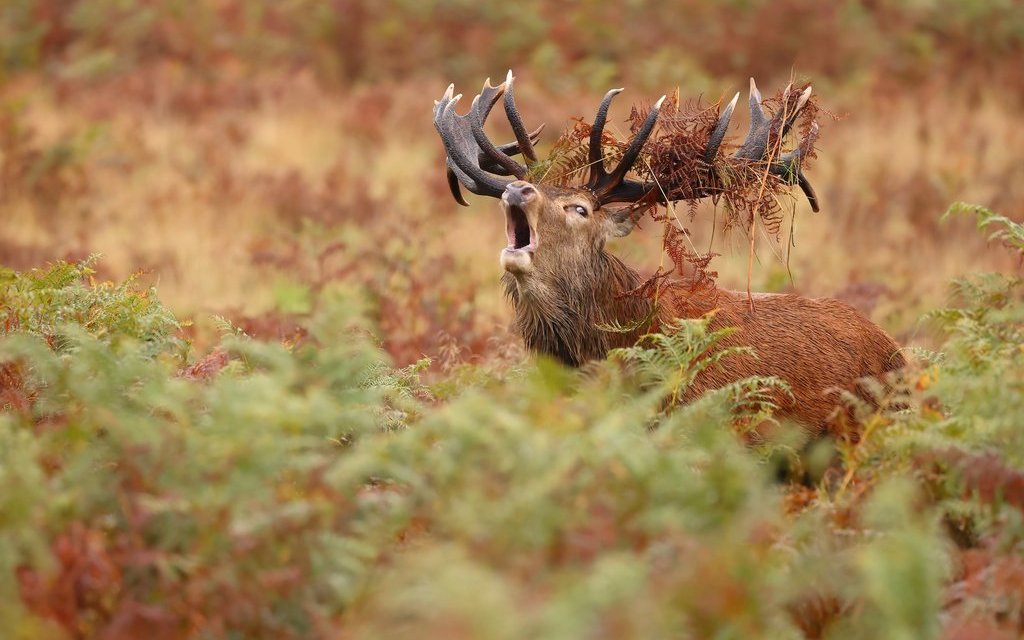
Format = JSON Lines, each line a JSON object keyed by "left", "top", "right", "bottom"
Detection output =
{"left": 660, "top": 289, "right": 905, "bottom": 429}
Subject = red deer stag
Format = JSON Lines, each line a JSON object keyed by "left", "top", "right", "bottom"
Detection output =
{"left": 432, "top": 72, "right": 904, "bottom": 430}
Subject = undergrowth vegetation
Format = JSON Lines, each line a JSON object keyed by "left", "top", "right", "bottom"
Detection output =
{"left": 2, "top": 3, "right": 1023, "bottom": 638}
{"left": 0, "top": 207, "right": 1021, "bottom": 638}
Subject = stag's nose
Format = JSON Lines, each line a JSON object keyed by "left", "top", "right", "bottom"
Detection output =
{"left": 503, "top": 181, "right": 537, "bottom": 207}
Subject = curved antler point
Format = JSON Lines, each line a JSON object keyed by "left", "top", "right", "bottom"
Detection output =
{"left": 443, "top": 94, "right": 463, "bottom": 115}
{"left": 748, "top": 78, "right": 763, "bottom": 108}
{"left": 796, "top": 86, "right": 813, "bottom": 113}
{"left": 728, "top": 91, "right": 740, "bottom": 110}
{"left": 653, "top": 95, "right": 667, "bottom": 109}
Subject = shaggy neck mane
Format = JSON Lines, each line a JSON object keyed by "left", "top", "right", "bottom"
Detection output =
{"left": 503, "top": 251, "right": 652, "bottom": 367}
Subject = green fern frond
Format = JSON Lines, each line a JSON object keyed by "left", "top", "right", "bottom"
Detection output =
{"left": 944, "top": 202, "right": 1024, "bottom": 256}
{"left": 608, "top": 313, "right": 786, "bottom": 419}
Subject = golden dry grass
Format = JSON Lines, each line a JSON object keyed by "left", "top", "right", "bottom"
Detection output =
{"left": 3, "top": 68, "right": 1020, "bottom": 360}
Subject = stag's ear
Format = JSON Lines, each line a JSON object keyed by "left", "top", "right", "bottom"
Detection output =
{"left": 604, "top": 208, "right": 638, "bottom": 238}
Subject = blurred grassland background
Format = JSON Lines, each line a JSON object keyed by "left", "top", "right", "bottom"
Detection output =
{"left": 3, "top": 3, "right": 1024, "bottom": 639}
{"left": 2, "top": 0, "right": 1023, "bottom": 364}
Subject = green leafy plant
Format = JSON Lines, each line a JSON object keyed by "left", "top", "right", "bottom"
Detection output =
{"left": 610, "top": 313, "right": 792, "bottom": 419}
{"left": 0, "top": 257, "right": 184, "bottom": 358}
{"left": 2, "top": 206, "right": 1024, "bottom": 637}
{"left": 944, "top": 201, "right": 1024, "bottom": 256}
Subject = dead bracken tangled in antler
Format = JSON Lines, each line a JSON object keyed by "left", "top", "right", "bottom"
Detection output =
{"left": 541, "top": 82, "right": 823, "bottom": 300}
{"left": 545, "top": 84, "right": 820, "bottom": 230}
{"left": 653, "top": 86, "right": 820, "bottom": 234}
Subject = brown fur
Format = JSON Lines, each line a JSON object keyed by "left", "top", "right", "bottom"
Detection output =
{"left": 500, "top": 182, "right": 904, "bottom": 430}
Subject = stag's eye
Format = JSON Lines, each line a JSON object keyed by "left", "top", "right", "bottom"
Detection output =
{"left": 565, "top": 204, "right": 588, "bottom": 217}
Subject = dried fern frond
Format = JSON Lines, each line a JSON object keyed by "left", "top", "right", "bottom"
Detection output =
{"left": 541, "top": 83, "right": 825, "bottom": 305}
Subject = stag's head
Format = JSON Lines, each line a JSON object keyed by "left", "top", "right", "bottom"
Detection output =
{"left": 494, "top": 180, "right": 635, "bottom": 276}
{"left": 433, "top": 73, "right": 669, "bottom": 282}
{"left": 433, "top": 72, "right": 819, "bottom": 285}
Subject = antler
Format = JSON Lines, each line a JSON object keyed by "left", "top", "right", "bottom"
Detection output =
{"left": 433, "top": 72, "right": 544, "bottom": 206}
{"left": 697, "top": 79, "right": 820, "bottom": 212}
{"left": 436, "top": 74, "right": 820, "bottom": 212}
{"left": 585, "top": 90, "right": 667, "bottom": 205}
{"left": 436, "top": 72, "right": 666, "bottom": 208}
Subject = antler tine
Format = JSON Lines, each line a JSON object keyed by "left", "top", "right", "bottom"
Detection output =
{"left": 434, "top": 90, "right": 513, "bottom": 200}
{"left": 737, "top": 80, "right": 813, "bottom": 161}
{"left": 445, "top": 168, "right": 470, "bottom": 206}
{"left": 784, "top": 86, "right": 812, "bottom": 138}
{"left": 602, "top": 95, "right": 666, "bottom": 190}
{"left": 583, "top": 91, "right": 666, "bottom": 205}
{"left": 748, "top": 78, "right": 766, "bottom": 128}
{"left": 768, "top": 120, "right": 820, "bottom": 212}
{"left": 504, "top": 70, "right": 539, "bottom": 164}
{"left": 469, "top": 79, "right": 527, "bottom": 179}
{"left": 793, "top": 171, "right": 819, "bottom": 213}
{"left": 704, "top": 91, "right": 740, "bottom": 163}
{"left": 491, "top": 123, "right": 545, "bottom": 167}
{"left": 586, "top": 88, "right": 624, "bottom": 189}
{"left": 434, "top": 85, "right": 477, "bottom": 205}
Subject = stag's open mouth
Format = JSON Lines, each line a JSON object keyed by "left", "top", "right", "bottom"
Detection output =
{"left": 505, "top": 205, "right": 537, "bottom": 252}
